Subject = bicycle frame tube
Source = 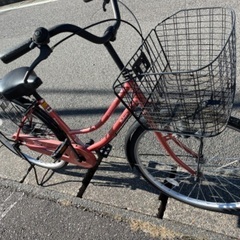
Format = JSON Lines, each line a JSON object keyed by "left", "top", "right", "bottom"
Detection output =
{"left": 37, "top": 82, "right": 133, "bottom": 151}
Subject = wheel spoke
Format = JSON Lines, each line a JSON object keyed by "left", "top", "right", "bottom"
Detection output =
{"left": 129, "top": 122, "right": 240, "bottom": 212}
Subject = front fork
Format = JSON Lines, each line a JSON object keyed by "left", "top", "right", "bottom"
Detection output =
{"left": 125, "top": 121, "right": 197, "bottom": 176}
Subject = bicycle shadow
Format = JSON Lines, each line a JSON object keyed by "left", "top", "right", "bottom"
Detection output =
{"left": 29, "top": 158, "right": 159, "bottom": 196}
{"left": 20, "top": 90, "right": 240, "bottom": 227}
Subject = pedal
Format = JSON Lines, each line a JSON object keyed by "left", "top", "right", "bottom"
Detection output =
{"left": 51, "top": 138, "right": 70, "bottom": 160}
{"left": 99, "top": 144, "right": 112, "bottom": 158}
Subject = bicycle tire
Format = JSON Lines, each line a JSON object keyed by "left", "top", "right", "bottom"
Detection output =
{"left": 0, "top": 98, "right": 68, "bottom": 170}
{"left": 126, "top": 120, "right": 240, "bottom": 212}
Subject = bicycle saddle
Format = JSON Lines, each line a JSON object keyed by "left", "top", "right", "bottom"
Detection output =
{"left": 0, "top": 67, "right": 42, "bottom": 100}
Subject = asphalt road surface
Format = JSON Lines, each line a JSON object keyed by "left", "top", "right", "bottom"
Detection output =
{"left": 0, "top": 1, "right": 240, "bottom": 239}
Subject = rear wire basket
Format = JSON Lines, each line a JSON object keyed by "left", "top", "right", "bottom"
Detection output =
{"left": 0, "top": 96, "right": 25, "bottom": 134}
{"left": 113, "top": 7, "right": 236, "bottom": 137}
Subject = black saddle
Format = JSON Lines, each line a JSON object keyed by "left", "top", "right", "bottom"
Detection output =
{"left": 0, "top": 67, "right": 42, "bottom": 100}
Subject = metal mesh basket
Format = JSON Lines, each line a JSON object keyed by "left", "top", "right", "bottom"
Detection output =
{"left": 113, "top": 7, "right": 236, "bottom": 137}
{"left": 0, "top": 97, "right": 24, "bottom": 122}
{"left": 0, "top": 97, "right": 54, "bottom": 139}
{"left": 0, "top": 96, "right": 25, "bottom": 135}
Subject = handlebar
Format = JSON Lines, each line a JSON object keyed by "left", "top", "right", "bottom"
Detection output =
{"left": 0, "top": 39, "right": 33, "bottom": 64}
{"left": 0, "top": 0, "right": 120, "bottom": 64}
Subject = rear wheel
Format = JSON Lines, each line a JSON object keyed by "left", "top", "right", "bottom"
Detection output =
{"left": 127, "top": 120, "right": 240, "bottom": 212}
{"left": 0, "top": 98, "right": 68, "bottom": 169}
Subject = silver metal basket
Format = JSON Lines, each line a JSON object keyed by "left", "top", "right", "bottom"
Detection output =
{"left": 113, "top": 7, "right": 236, "bottom": 137}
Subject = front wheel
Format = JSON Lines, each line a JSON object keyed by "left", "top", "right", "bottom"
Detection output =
{"left": 0, "top": 98, "right": 68, "bottom": 170}
{"left": 126, "top": 120, "right": 240, "bottom": 212}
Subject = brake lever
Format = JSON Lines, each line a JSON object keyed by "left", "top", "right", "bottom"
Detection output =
{"left": 103, "top": 0, "right": 110, "bottom": 12}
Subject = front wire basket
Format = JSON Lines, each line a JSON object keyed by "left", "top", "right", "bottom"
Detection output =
{"left": 113, "top": 7, "right": 236, "bottom": 137}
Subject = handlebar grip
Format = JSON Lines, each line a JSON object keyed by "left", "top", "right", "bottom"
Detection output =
{"left": 0, "top": 39, "right": 33, "bottom": 64}
{"left": 83, "top": 0, "right": 93, "bottom": 2}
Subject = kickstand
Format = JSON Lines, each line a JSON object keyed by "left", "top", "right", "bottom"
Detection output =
{"left": 19, "top": 163, "right": 35, "bottom": 183}
{"left": 76, "top": 155, "right": 103, "bottom": 198}
{"left": 157, "top": 168, "right": 176, "bottom": 219}
{"left": 15, "top": 144, "right": 43, "bottom": 186}
{"left": 19, "top": 161, "right": 53, "bottom": 186}
{"left": 157, "top": 192, "right": 169, "bottom": 219}
{"left": 19, "top": 162, "right": 42, "bottom": 185}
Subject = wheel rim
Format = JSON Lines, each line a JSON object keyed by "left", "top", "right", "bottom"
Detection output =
{"left": 0, "top": 101, "right": 67, "bottom": 170}
{"left": 134, "top": 127, "right": 240, "bottom": 211}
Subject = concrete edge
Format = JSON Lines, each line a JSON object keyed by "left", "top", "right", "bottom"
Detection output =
{"left": 0, "top": 177, "right": 237, "bottom": 240}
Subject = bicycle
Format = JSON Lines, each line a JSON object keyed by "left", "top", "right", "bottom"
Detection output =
{"left": 0, "top": 0, "right": 238, "bottom": 213}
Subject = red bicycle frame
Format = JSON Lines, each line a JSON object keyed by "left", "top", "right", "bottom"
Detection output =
{"left": 13, "top": 78, "right": 197, "bottom": 177}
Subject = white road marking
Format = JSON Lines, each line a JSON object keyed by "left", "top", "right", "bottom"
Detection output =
{"left": 0, "top": 0, "right": 58, "bottom": 13}
{"left": 0, "top": 191, "right": 24, "bottom": 221}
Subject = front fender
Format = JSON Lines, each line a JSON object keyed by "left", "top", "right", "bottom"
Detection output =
{"left": 124, "top": 121, "right": 142, "bottom": 169}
